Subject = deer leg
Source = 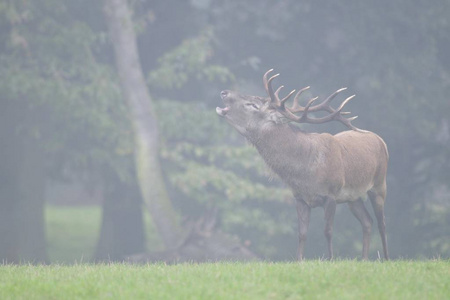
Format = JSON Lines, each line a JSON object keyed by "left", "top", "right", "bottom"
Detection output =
{"left": 296, "top": 199, "right": 311, "bottom": 261}
{"left": 368, "top": 191, "right": 389, "bottom": 260}
{"left": 348, "top": 199, "right": 373, "bottom": 260}
{"left": 323, "top": 197, "right": 336, "bottom": 260}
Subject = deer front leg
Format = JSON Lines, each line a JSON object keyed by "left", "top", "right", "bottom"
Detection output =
{"left": 323, "top": 197, "right": 336, "bottom": 260}
{"left": 296, "top": 199, "right": 311, "bottom": 261}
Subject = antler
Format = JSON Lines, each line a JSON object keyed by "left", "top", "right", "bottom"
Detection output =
{"left": 263, "top": 69, "right": 366, "bottom": 132}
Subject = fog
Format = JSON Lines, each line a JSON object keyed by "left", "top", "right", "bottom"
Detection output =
{"left": 0, "top": 0, "right": 448, "bottom": 263}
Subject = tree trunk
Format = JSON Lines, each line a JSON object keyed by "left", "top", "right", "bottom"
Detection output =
{"left": 102, "top": 0, "right": 181, "bottom": 249}
{"left": 0, "top": 101, "right": 48, "bottom": 264}
{"left": 94, "top": 174, "right": 146, "bottom": 261}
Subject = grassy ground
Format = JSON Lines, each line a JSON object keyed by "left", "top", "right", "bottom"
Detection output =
{"left": 46, "top": 206, "right": 102, "bottom": 263}
{"left": 46, "top": 205, "right": 162, "bottom": 263}
{"left": 42, "top": 206, "right": 449, "bottom": 299}
{"left": 0, "top": 260, "right": 448, "bottom": 299}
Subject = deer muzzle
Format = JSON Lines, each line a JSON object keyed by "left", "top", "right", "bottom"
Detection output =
{"left": 217, "top": 90, "right": 231, "bottom": 117}
{"left": 216, "top": 106, "right": 229, "bottom": 117}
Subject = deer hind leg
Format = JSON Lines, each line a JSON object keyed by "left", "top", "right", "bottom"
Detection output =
{"left": 348, "top": 199, "right": 373, "bottom": 260}
{"left": 323, "top": 197, "right": 336, "bottom": 260}
{"left": 368, "top": 189, "right": 389, "bottom": 260}
{"left": 296, "top": 199, "right": 311, "bottom": 261}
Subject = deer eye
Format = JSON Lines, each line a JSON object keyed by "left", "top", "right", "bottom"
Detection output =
{"left": 245, "top": 103, "right": 259, "bottom": 110}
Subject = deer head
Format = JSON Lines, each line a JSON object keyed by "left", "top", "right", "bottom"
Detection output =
{"left": 216, "top": 90, "right": 270, "bottom": 136}
{"left": 216, "top": 69, "right": 365, "bottom": 138}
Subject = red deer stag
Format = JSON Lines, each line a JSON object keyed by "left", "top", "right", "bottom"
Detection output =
{"left": 216, "top": 69, "right": 389, "bottom": 260}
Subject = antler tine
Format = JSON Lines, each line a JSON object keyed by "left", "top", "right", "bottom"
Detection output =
{"left": 291, "top": 95, "right": 319, "bottom": 114}
{"left": 304, "top": 97, "right": 319, "bottom": 111}
{"left": 335, "top": 94, "right": 355, "bottom": 112}
{"left": 273, "top": 84, "right": 296, "bottom": 108}
{"left": 291, "top": 86, "right": 310, "bottom": 111}
{"left": 280, "top": 89, "right": 296, "bottom": 108}
{"left": 302, "top": 94, "right": 355, "bottom": 124}
{"left": 278, "top": 96, "right": 319, "bottom": 123}
{"left": 336, "top": 115, "right": 368, "bottom": 132}
{"left": 262, "top": 70, "right": 364, "bottom": 131}
{"left": 285, "top": 89, "right": 365, "bottom": 131}
{"left": 331, "top": 95, "right": 368, "bottom": 132}
{"left": 318, "top": 87, "right": 347, "bottom": 110}
{"left": 292, "top": 87, "right": 348, "bottom": 113}
{"left": 263, "top": 69, "right": 280, "bottom": 88}
{"left": 274, "top": 85, "right": 284, "bottom": 106}
{"left": 298, "top": 96, "right": 319, "bottom": 122}
{"left": 274, "top": 85, "right": 284, "bottom": 94}
{"left": 264, "top": 69, "right": 295, "bottom": 108}
{"left": 263, "top": 69, "right": 280, "bottom": 105}
{"left": 263, "top": 69, "right": 274, "bottom": 86}
{"left": 268, "top": 73, "right": 280, "bottom": 84}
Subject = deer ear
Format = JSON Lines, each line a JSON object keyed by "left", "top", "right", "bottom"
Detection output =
{"left": 261, "top": 101, "right": 270, "bottom": 111}
{"left": 269, "top": 110, "right": 289, "bottom": 124}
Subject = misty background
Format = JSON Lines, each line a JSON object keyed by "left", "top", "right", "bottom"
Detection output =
{"left": 0, "top": 0, "right": 449, "bottom": 263}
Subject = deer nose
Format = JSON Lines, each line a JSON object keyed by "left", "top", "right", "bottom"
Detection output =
{"left": 220, "top": 90, "right": 229, "bottom": 99}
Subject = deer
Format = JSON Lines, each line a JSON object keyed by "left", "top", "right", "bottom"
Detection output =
{"left": 216, "top": 69, "right": 389, "bottom": 261}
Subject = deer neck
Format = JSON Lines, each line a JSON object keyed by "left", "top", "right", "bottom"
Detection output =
{"left": 248, "top": 123, "right": 311, "bottom": 177}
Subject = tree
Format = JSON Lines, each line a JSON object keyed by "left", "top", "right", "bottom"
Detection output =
{"left": 102, "top": 1, "right": 262, "bottom": 262}
{"left": 102, "top": 0, "right": 181, "bottom": 249}
{"left": 1, "top": 0, "right": 448, "bottom": 262}
{"left": 0, "top": 0, "right": 143, "bottom": 263}
{"left": 0, "top": 102, "right": 47, "bottom": 263}
{"left": 94, "top": 172, "right": 145, "bottom": 261}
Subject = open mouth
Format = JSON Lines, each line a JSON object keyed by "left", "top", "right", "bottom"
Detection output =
{"left": 216, "top": 90, "right": 231, "bottom": 117}
{"left": 216, "top": 106, "right": 229, "bottom": 117}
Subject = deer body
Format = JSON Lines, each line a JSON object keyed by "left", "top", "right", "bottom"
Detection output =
{"left": 252, "top": 124, "right": 387, "bottom": 207}
{"left": 216, "top": 70, "right": 389, "bottom": 260}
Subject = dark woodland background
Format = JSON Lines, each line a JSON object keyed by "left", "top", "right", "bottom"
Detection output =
{"left": 0, "top": 0, "right": 449, "bottom": 263}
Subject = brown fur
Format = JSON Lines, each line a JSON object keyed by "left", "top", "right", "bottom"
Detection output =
{"left": 217, "top": 89, "right": 389, "bottom": 260}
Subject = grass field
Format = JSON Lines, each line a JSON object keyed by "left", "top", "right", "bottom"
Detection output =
{"left": 46, "top": 206, "right": 102, "bottom": 263}
{"left": 41, "top": 207, "right": 449, "bottom": 299}
{"left": 0, "top": 260, "right": 448, "bottom": 299}
{"left": 46, "top": 205, "right": 162, "bottom": 263}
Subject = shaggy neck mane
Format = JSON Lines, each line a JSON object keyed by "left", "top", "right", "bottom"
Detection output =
{"left": 246, "top": 123, "right": 313, "bottom": 179}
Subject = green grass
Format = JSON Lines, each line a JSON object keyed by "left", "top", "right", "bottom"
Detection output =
{"left": 46, "top": 205, "right": 162, "bottom": 263}
{"left": 0, "top": 260, "right": 448, "bottom": 299}
{"left": 46, "top": 206, "right": 102, "bottom": 263}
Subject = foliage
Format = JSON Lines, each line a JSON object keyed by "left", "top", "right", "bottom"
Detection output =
{"left": 0, "top": 261, "right": 449, "bottom": 299}
{"left": 0, "top": 0, "right": 134, "bottom": 182}
{"left": 156, "top": 99, "right": 294, "bottom": 257}
{"left": 148, "top": 29, "right": 234, "bottom": 90}
{"left": 1, "top": 0, "right": 449, "bottom": 261}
